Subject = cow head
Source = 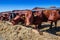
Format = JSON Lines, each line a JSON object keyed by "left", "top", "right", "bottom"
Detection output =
{"left": 25, "top": 10, "right": 32, "bottom": 26}
{"left": 48, "top": 10, "right": 57, "bottom": 21}
{"left": 43, "top": 10, "right": 51, "bottom": 18}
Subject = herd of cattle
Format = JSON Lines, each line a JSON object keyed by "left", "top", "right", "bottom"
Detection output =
{"left": 0, "top": 9, "right": 60, "bottom": 30}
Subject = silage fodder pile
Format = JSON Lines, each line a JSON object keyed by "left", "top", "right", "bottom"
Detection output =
{"left": 0, "top": 21, "right": 60, "bottom": 40}
{"left": 0, "top": 21, "right": 41, "bottom": 40}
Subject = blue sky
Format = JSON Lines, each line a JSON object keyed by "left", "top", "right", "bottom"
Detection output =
{"left": 0, "top": 0, "right": 60, "bottom": 12}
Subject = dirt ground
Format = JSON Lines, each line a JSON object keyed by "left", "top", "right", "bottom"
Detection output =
{"left": 0, "top": 21, "right": 60, "bottom": 40}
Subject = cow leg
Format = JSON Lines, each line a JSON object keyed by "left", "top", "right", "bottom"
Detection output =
{"left": 54, "top": 21, "right": 57, "bottom": 28}
{"left": 37, "top": 26, "right": 43, "bottom": 35}
{"left": 37, "top": 23, "right": 43, "bottom": 35}
{"left": 50, "top": 21, "right": 53, "bottom": 29}
{"left": 37, "top": 29, "right": 43, "bottom": 35}
{"left": 33, "top": 25, "right": 38, "bottom": 29}
{"left": 38, "top": 23, "right": 42, "bottom": 29}
{"left": 32, "top": 25, "right": 43, "bottom": 35}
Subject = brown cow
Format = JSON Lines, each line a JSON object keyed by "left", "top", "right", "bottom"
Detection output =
{"left": 42, "top": 9, "right": 60, "bottom": 29}
{"left": 31, "top": 9, "right": 60, "bottom": 29}
{"left": 11, "top": 15, "right": 21, "bottom": 25}
{"left": 41, "top": 10, "right": 58, "bottom": 29}
{"left": 11, "top": 13, "right": 24, "bottom": 25}
{"left": 48, "top": 10, "right": 60, "bottom": 29}
{"left": 32, "top": 11, "right": 42, "bottom": 28}
{"left": 1, "top": 13, "right": 9, "bottom": 21}
{"left": 11, "top": 10, "right": 32, "bottom": 25}
{"left": 25, "top": 10, "right": 33, "bottom": 26}
{"left": 0, "top": 12, "right": 14, "bottom": 21}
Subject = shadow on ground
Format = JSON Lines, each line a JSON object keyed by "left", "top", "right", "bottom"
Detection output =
{"left": 40, "top": 24, "right": 60, "bottom": 36}
{"left": 21, "top": 23, "right": 60, "bottom": 36}
{"left": 45, "top": 27, "right": 60, "bottom": 36}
